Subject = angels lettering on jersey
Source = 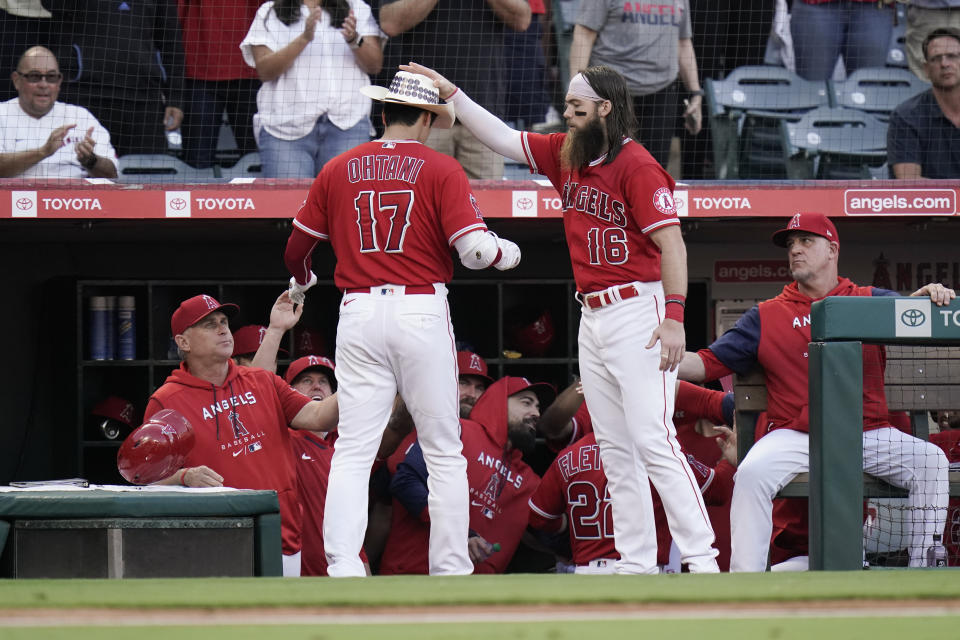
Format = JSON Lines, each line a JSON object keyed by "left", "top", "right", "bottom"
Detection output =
{"left": 561, "top": 181, "right": 628, "bottom": 228}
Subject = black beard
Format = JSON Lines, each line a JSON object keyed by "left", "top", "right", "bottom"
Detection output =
{"left": 507, "top": 421, "right": 537, "bottom": 455}
{"left": 561, "top": 115, "right": 607, "bottom": 171}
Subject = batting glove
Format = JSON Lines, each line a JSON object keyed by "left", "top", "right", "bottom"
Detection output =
{"left": 288, "top": 271, "right": 317, "bottom": 305}
{"left": 494, "top": 237, "right": 521, "bottom": 271}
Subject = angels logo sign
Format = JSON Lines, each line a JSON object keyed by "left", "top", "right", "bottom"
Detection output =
{"left": 469, "top": 353, "right": 483, "bottom": 373}
{"left": 652, "top": 187, "right": 676, "bottom": 215}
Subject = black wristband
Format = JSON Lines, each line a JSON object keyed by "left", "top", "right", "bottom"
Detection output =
{"left": 80, "top": 154, "right": 97, "bottom": 169}
{"left": 688, "top": 89, "right": 704, "bottom": 97}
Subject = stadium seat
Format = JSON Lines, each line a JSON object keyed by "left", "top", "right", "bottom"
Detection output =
{"left": 117, "top": 154, "right": 222, "bottom": 184}
{"left": 885, "top": 4, "right": 908, "bottom": 68}
{"left": 829, "top": 67, "right": 929, "bottom": 120}
{"left": 780, "top": 106, "right": 889, "bottom": 179}
{"left": 220, "top": 153, "right": 263, "bottom": 182}
{"left": 704, "top": 65, "right": 830, "bottom": 179}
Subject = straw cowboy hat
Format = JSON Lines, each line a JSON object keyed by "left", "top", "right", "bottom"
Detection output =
{"left": 361, "top": 71, "right": 456, "bottom": 129}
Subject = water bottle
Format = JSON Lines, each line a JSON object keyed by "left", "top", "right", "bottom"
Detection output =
{"left": 926, "top": 533, "right": 948, "bottom": 567}
{"left": 88, "top": 296, "right": 109, "bottom": 360}
{"left": 103, "top": 295, "right": 117, "bottom": 360}
{"left": 117, "top": 295, "right": 136, "bottom": 360}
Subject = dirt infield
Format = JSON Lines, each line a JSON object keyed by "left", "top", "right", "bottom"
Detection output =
{"left": 3, "top": 600, "right": 960, "bottom": 627}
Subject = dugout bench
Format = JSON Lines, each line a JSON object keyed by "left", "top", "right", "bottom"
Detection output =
{"left": 0, "top": 486, "right": 283, "bottom": 578}
{"left": 732, "top": 296, "right": 960, "bottom": 571}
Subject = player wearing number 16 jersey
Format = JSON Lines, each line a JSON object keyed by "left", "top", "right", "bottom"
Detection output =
{"left": 403, "top": 61, "right": 719, "bottom": 573}
{"left": 283, "top": 71, "right": 522, "bottom": 578}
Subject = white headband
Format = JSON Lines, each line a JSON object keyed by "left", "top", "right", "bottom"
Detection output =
{"left": 567, "top": 73, "right": 603, "bottom": 102}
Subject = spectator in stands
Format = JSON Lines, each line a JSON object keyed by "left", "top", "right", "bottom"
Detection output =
{"left": 49, "top": 0, "right": 186, "bottom": 156}
{"left": 146, "top": 291, "right": 339, "bottom": 577}
{"left": 0, "top": 46, "right": 117, "bottom": 178}
{"left": 503, "top": 0, "right": 551, "bottom": 128}
{"left": 240, "top": 0, "right": 383, "bottom": 178}
{"left": 888, "top": 28, "right": 960, "bottom": 179}
{"left": 379, "top": 376, "right": 552, "bottom": 574}
{"left": 457, "top": 350, "right": 494, "bottom": 419}
{"left": 680, "top": 0, "right": 773, "bottom": 179}
{"left": 0, "top": 1, "right": 51, "bottom": 102}
{"left": 678, "top": 212, "right": 953, "bottom": 571}
{"left": 790, "top": 0, "right": 894, "bottom": 82}
{"left": 177, "top": 0, "right": 262, "bottom": 169}
{"left": 569, "top": 0, "right": 703, "bottom": 168}
{"left": 905, "top": 1, "right": 960, "bottom": 82}
{"left": 373, "top": 0, "right": 531, "bottom": 179}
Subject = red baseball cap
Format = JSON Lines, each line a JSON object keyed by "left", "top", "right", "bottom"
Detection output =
{"left": 285, "top": 355, "right": 336, "bottom": 387}
{"left": 504, "top": 376, "right": 556, "bottom": 408}
{"left": 232, "top": 324, "right": 287, "bottom": 357}
{"left": 457, "top": 350, "right": 494, "bottom": 385}
{"left": 772, "top": 212, "right": 839, "bottom": 248}
{"left": 92, "top": 396, "right": 137, "bottom": 427}
{"left": 171, "top": 294, "right": 239, "bottom": 337}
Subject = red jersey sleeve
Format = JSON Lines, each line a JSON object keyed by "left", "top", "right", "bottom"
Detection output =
{"left": 698, "top": 348, "right": 735, "bottom": 382}
{"left": 272, "top": 373, "right": 312, "bottom": 423}
{"left": 520, "top": 131, "right": 565, "bottom": 188}
{"left": 528, "top": 462, "right": 566, "bottom": 532}
{"left": 292, "top": 170, "right": 331, "bottom": 240}
{"left": 675, "top": 381, "right": 726, "bottom": 425}
{"left": 437, "top": 162, "right": 490, "bottom": 244}
{"left": 622, "top": 157, "right": 679, "bottom": 235}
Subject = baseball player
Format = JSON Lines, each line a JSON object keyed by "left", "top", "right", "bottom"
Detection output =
{"left": 529, "top": 429, "right": 735, "bottom": 574}
{"left": 144, "top": 293, "right": 339, "bottom": 577}
{"left": 457, "top": 350, "right": 494, "bottom": 419}
{"left": 282, "top": 70, "right": 522, "bottom": 577}
{"left": 403, "top": 62, "right": 719, "bottom": 573}
{"left": 380, "top": 376, "right": 553, "bottom": 574}
{"left": 679, "top": 212, "right": 954, "bottom": 570}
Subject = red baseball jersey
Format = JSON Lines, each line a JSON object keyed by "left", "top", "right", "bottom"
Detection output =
{"left": 930, "top": 429, "right": 960, "bottom": 566}
{"left": 292, "top": 140, "right": 489, "bottom": 289}
{"left": 521, "top": 132, "right": 680, "bottom": 293}
{"left": 529, "top": 433, "right": 732, "bottom": 567}
{"left": 146, "top": 361, "right": 310, "bottom": 555}
{"left": 289, "top": 429, "right": 368, "bottom": 576}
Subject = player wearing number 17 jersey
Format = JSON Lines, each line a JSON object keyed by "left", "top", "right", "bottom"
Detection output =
{"left": 403, "top": 61, "right": 719, "bottom": 573}
{"left": 283, "top": 71, "right": 522, "bottom": 578}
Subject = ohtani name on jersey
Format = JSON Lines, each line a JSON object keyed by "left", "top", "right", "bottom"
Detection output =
{"left": 346, "top": 154, "right": 424, "bottom": 184}
{"left": 556, "top": 443, "right": 603, "bottom": 482}
{"left": 202, "top": 391, "right": 258, "bottom": 420}
{"left": 476, "top": 451, "right": 524, "bottom": 489}
{"left": 560, "top": 182, "right": 628, "bottom": 228}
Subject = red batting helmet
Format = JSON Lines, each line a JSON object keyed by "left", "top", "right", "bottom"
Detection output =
{"left": 117, "top": 409, "right": 196, "bottom": 484}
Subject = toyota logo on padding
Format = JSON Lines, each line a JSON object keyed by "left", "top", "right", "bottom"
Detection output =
{"left": 15, "top": 197, "right": 33, "bottom": 210}
{"left": 900, "top": 308, "right": 926, "bottom": 327}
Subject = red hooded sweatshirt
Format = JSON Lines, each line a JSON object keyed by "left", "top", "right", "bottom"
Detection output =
{"left": 146, "top": 359, "right": 310, "bottom": 555}
{"left": 380, "top": 377, "right": 540, "bottom": 574}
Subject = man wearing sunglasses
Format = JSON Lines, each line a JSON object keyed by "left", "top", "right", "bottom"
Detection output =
{"left": 0, "top": 46, "right": 117, "bottom": 179}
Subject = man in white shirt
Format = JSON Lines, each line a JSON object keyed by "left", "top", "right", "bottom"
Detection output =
{"left": 0, "top": 46, "right": 117, "bottom": 179}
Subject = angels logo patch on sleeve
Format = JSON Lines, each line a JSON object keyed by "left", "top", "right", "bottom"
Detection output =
{"left": 653, "top": 187, "right": 677, "bottom": 215}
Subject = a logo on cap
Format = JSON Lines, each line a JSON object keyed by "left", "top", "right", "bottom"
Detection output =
{"left": 469, "top": 354, "right": 483, "bottom": 372}
{"left": 788, "top": 214, "right": 802, "bottom": 229}
{"left": 201, "top": 295, "right": 219, "bottom": 310}
{"left": 309, "top": 356, "right": 321, "bottom": 366}
{"left": 120, "top": 403, "right": 135, "bottom": 424}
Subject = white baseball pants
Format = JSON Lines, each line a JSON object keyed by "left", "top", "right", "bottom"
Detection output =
{"left": 323, "top": 285, "right": 472, "bottom": 577}
{"left": 577, "top": 281, "right": 720, "bottom": 574}
{"left": 730, "top": 426, "right": 949, "bottom": 571}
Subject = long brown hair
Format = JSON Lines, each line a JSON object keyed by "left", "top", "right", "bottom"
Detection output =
{"left": 580, "top": 66, "right": 636, "bottom": 166}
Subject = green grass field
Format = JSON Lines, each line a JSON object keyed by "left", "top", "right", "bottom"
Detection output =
{"left": 1, "top": 571, "right": 958, "bottom": 639}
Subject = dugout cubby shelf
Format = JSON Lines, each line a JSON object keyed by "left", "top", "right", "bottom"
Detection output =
{"left": 73, "top": 277, "right": 580, "bottom": 482}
